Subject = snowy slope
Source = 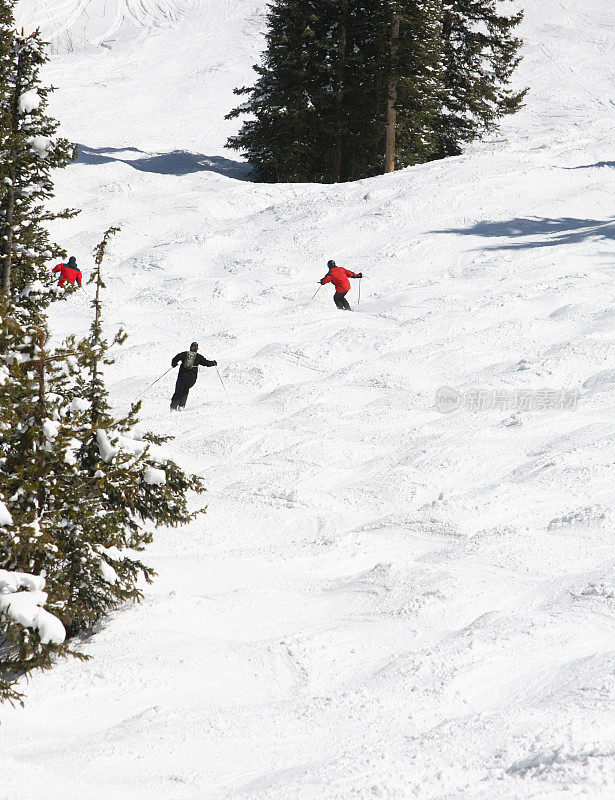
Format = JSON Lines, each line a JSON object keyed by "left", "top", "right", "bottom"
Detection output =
{"left": 3, "top": 1, "right": 615, "bottom": 798}
{"left": 15, "top": 0, "right": 194, "bottom": 47}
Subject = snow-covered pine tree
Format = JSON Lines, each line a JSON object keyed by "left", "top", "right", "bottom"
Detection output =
{"left": 0, "top": 11, "right": 79, "bottom": 701}
{"left": 435, "top": 0, "right": 527, "bottom": 157}
{"left": 0, "top": 567, "right": 69, "bottom": 705}
{"left": 0, "top": 229, "right": 206, "bottom": 699}
{"left": 0, "top": 295, "right": 151, "bottom": 644}
{"left": 0, "top": 14, "right": 77, "bottom": 309}
{"left": 0, "top": 313, "right": 82, "bottom": 700}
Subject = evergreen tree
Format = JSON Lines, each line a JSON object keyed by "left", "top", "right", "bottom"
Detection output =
{"left": 0, "top": 12, "right": 80, "bottom": 701}
{"left": 59, "top": 228, "right": 208, "bottom": 635}
{"left": 0, "top": 17, "right": 77, "bottom": 309}
{"left": 226, "top": 0, "right": 341, "bottom": 182}
{"left": 0, "top": 230, "right": 206, "bottom": 699}
{"left": 0, "top": 308, "right": 83, "bottom": 700}
{"left": 226, "top": 0, "right": 445, "bottom": 182}
{"left": 351, "top": 0, "right": 444, "bottom": 178}
{"left": 436, "top": 0, "right": 527, "bottom": 157}
{"left": 227, "top": 0, "right": 525, "bottom": 180}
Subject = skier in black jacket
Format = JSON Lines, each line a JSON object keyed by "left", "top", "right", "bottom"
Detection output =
{"left": 170, "top": 342, "right": 217, "bottom": 410}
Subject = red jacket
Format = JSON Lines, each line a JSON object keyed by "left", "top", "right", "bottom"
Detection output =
{"left": 320, "top": 266, "right": 359, "bottom": 293}
{"left": 53, "top": 263, "right": 82, "bottom": 287}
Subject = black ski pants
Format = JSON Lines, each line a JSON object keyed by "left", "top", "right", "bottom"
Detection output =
{"left": 333, "top": 291, "right": 351, "bottom": 310}
{"left": 171, "top": 369, "right": 197, "bottom": 409}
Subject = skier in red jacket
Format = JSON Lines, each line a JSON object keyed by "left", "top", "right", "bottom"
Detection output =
{"left": 53, "top": 256, "right": 82, "bottom": 288}
{"left": 319, "top": 260, "right": 362, "bottom": 310}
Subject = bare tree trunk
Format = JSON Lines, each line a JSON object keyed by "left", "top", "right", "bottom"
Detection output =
{"left": 384, "top": 11, "right": 400, "bottom": 174}
{"left": 1, "top": 44, "right": 24, "bottom": 297}
{"left": 2, "top": 170, "right": 16, "bottom": 297}
{"left": 90, "top": 252, "right": 103, "bottom": 427}
{"left": 33, "top": 327, "right": 48, "bottom": 510}
{"left": 437, "top": 9, "right": 454, "bottom": 159}
{"left": 333, "top": 0, "right": 349, "bottom": 182}
{"left": 90, "top": 226, "right": 119, "bottom": 427}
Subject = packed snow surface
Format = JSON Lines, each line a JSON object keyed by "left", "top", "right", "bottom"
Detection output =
{"left": 2, "top": 0, "right": 615, "bottom": 798}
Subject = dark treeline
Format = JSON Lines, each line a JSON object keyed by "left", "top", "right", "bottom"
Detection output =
{"left": 226, "top": 0, "right": 527, "bottom": 182}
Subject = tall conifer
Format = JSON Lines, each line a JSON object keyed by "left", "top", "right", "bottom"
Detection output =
{"left": 0, "top": 228, "right": 207, "bottom": 698}
{"left": 0, "top": 7, "right": 79, "bottom": 701}
{"left": 436, "top": 0, "right": 527, "bottom": 157}
{"left": 0, "top": 20, "right": 77, "bottom": 308}
{"left": 227, "top": 0, "right": 341, "bottom": 182}
{"left": 352, "top": 0, "right": 444, "bottom": 178}
{"left": 227, "top": 0, "right": 445, "bottom": 181}
{"left": 227, "top": 0, "right": 525, "bottom": 180}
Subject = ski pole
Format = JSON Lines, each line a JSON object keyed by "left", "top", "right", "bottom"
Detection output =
{"left": 312, "top": 285, "right": 322, "bottom": 300}
{"left": 139, "top": 367, "right": 173, "bottom": 400}
{"left": 216, "top": 366, "right": 231, "bottom": 403}
{"left": 358, "top": 277, "right": 361, "bottom": 307}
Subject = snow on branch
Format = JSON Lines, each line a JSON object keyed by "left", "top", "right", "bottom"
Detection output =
{"left": 18, "top": 90, "right": 41, "bottom": 114}
{"left": 0, "top": 570, "right": 66, "bottom": 645}
{"left": 143, "top": 466, "right": 166, "bottom": 486}
{"left": 96, "top": 428, "right": 171, "bottom": 477}
{"left": 0, "top": 501, "right": 12, "bottom": 526}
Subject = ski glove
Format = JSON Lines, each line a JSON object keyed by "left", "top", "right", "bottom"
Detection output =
{"left": 211, "top": 360, "right": 218, "bottom": 366}
{"left": 357, "top": 273, "right": 363, "bottom": 278}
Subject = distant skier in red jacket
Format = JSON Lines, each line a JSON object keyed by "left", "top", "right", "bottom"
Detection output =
{"left": 319, "top": 260, "right": 362, "bottom": 310}
{"left": 53, "top": 256, "right": 82, "bottom": 288}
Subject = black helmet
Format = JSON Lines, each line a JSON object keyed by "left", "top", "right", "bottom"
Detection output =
{"left": 190, "top": 342, "right": 199, "bottom": 351}
{"left": 67, "top": 256, "right": 77, "bottom": 266}
{"left": 327, "top": 259, "right": 336, "bottom": 269}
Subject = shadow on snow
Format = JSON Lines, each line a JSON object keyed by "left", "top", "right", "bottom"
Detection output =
{"left": 563, "top": 161, "right": 615, "bottom": 170}
{"left": 77, "top": 145, "right": 253, "bottom": 180}
{"left": 431, "top": 216, "right": 615, "bottom": 249}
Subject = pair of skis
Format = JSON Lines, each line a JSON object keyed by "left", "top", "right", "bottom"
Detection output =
{"left": 140, "top": 365, "right": 230, "bottom": 404}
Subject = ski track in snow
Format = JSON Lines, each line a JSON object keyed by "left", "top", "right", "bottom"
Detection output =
{"left": 3, "top": 0, "right": 615, "bottom": 798}
{"left": 14, "top": 0, "right": 193, "bottom": 45}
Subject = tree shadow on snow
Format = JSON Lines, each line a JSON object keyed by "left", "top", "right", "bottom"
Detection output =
{"left": 432, "top": 216, "right": 615, "bottom": 250}
{"left": 77, "top": 145, "right": 253, "bottom": 180}
{"left": 563, "top": 161, "right": 615, "bottom": 170}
